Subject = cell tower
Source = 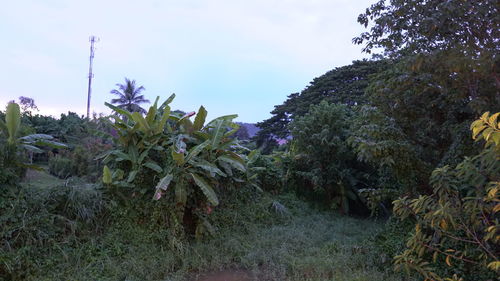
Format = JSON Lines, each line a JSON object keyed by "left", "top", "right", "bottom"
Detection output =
{"left": 86, "top": 35, "right": 99, "bottom": 119}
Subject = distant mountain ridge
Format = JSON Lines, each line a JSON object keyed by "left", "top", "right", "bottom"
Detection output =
{"left": 235, "top": 122, "right": 260, "bottom": 138}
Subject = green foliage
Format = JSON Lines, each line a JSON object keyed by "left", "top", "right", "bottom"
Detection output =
{"left": 48, "top": 141, "right": 110, "bottom": 181}
{"left": 392, "top": 113, "right": 500, "bottom": 280}
{"left": 288, "top": 101, "right": 367, "bottom": 214}
{"left": 48, "top": 155, "right": 74, "bottom": 178}
{"left": 0, "top": 138, "right": 24, "bottom": 186}
{"left": 4, "top": 187, "right": 411, "bottom": 281}
{"left": 255, "top": 59, "right": 389, "bottom": 149}
{"left": 471, "top": 111, "right": 500, "bottom": 147}
{"left": 371, "top": 216, "right": 414, "bottom": 267}
{"left": 4, "top": 102, "right": 21, "bottom": 144}
{"left": 348, "top": 106, "right": 431, "bottom": 214}
{"left": 0, "top": 180, "right": 105, "bottom": 280}
{"left": 103, "top": 95, "right": 250, "bottom": 237}
{"left": 246, "top": 150, "right": 289, "bottom": 194}
{"left": 354, "top": 0, "right": 499, "bottom": 57}
{"left": 0, "top": 102, "right": 67, "bottom": 185}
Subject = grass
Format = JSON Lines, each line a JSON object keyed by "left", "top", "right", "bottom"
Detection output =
{"left": 10, "top": 180, "right": 413, "bottom": 281}
{"left": 21, "top": 167, "right": 64, "bottom": 189}
{"left": 4, "top": 170, "right": 414, "bottom": 281}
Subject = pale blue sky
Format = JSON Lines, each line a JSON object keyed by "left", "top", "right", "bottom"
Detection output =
{"left": 0, "top": 0, "right": 374, "bottom": 122}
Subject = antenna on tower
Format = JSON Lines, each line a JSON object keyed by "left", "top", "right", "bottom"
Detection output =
{"left": 86, "top": 35, "right": 99, "bottom": 119}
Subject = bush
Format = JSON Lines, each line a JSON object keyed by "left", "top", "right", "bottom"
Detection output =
{"left": 48, "top": 155, "right": 74, "bottom": 178}
{"left": 247, "top": 151, "right": 289, "bottom": 194}
{"left": 48, "top": 139, "right": 110, "bottom": 181}
{"left": 0, "top": 139, "right": 26, "bottom": 185}
{"left": 392, "top": 112, "right": 500, "bottom": 281}
{"left": 288, "top": 101, "right": 368, "bottom": 214}
{"left": 0, "top": 180, "right": 106, "bottom": 280}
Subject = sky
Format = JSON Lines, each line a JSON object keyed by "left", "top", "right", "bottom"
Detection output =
{"left": 0, "top": 0, "right": 375, "bottom": 123}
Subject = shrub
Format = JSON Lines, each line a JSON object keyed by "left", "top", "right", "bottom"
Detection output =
{"left": 48, "top": 140, "right": 109, "bottom": 181}
{"left": 48, "top": 155, "right": 74, "bottom": 178}
{"left": 102, "top": 95, "right": 252, "bottom": 238}
{"left": 246, "top": 150, "right": 289, "bottom": 194}
{"left": 0, "top": 181, "right": 106, "bottom": 280}
{"left": 288, "top": 101, "right": 368, "bottom": 214}
{"left": 348, "top": 105, "right": 431, "bottom": 215}
{"left": 392, "top": 112, "right": 500, "bottom": 280}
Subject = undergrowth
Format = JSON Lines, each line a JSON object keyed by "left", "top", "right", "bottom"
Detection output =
{"left": 1, "top": 172, "right": 414, "bottom": 281}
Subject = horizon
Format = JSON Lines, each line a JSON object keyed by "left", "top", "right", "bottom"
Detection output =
{"left": 0, "top": 0, "right": 374, "bottom": 123}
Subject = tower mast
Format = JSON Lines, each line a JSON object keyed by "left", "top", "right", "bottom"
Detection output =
{"left": 86, "top": 35, "right": 99, "bottom": 119}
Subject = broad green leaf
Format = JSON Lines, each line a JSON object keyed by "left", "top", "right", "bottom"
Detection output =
{"left": 156, "top": 105, "right": 171, "bottom": 134}
{"left": 20, "top": 144, "right": 44, "bottom": 153}
{"left": 210, "top": 120, "right": 225, "bottom": 149}
{"left": 191, "top": 160, "right": 227, "bottom": 177}
{"left": 223, "top": 123, "right": 240, "bottom": 138}
{"left": 218, "top": 138, "right": 239, "bottom": 150}
{"left": 185, "top": 140, "right": 210, "bottom": 162}
{"left": 218, "top": 154, "right": 246, "bottom": 172}
{"left": 138, "top": 149, "right": 151, "bottom": 164}
{"left": 105, "top": 102, "right": 133, "bottom": 120}
{"left": 103, "top": 165, "right": 112, "bottom": 184}
{"left": 132, "top": 112, "right": 151, "bottom": 133}
{"left": 180, "top": 118, "right": 194, "bottom": 132}
{"left": 112, "top": 168, "right": 124, "bottom": 180}
{"left": 206, "top": 114, "right": 238, "bottom": 127}
{"left": 156, "top": 174, "right": 173, "bottom": 191}
{"left": 127, "top": 170, "right": 138, "bottom": 183}
{"left": 145, "top": 104, "right": 157, "bottom": 125}
{"left": 128, "top": 146, "right": 139, "bottom": 163}
{"left": 5, "top": 102, "right": 21, "bottom": 144}
{"left": 193, "top": 131, "right": 210, "bottom": 141}
{"left": 159, "top": 93, "right": 176, "bottom": 110}
{"left": 19, "top": 134, "right": 54, "bottom": 141}
{"left": 144, "top": 161, "right": 163, "bottom": 173}
{"left": 488, "top": 112, "right": 499, "bottom": 126}
{"left": 190, "top": 173, "right": 219, "bottom": 206}
{"left": 111, "top": 150, "right": 132, "bottom": 162}
{"left": 193, "top": 105, "right": 207, "bottom": 131}
{"left": 218, "top": 160, "right": 233, "bottom": 176}
{"left": 32, "top": 139, "right": 67, "bottom": 149}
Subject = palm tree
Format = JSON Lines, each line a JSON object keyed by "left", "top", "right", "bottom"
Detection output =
{"left": 110, "top": 78, "right": 150, "bottom": 114}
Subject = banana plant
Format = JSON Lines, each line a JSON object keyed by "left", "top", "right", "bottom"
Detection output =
{"left": 0, "top": 102, "right": 67, "bottom": 169}
{"left": 101, "top": 95, "right": 175, "bottom": 186}
{"left": 102, "top": 95, "right": 251, "bottom": 237}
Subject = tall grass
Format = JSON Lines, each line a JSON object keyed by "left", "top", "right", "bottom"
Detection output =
{"left": 18, "top": 187, "right": 414, "bottom": 281}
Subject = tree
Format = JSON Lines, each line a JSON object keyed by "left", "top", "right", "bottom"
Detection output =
{"left": 255, "top": 59, "right": 389, "bottom": 149}
{"left": 18, "top": 96, "right": 38, "bottom": 115}
{"left": 353, "top": 0, "right": 499, "bottom": 58}
{"left": 288, "top": 101, "right": 368, "bottom": 214}
{"left": 110, "top": 78, "right": 150, "bottom": 114}
{"left": 355, "top": 0, "right": 500, "bottom": 167}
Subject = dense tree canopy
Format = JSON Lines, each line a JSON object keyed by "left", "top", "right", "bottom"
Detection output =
{"left": 255, "top": 59, "right": 389, "bottom": 146}
{"left": 353, "top": 0, "right": 499, "bottom": 57}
